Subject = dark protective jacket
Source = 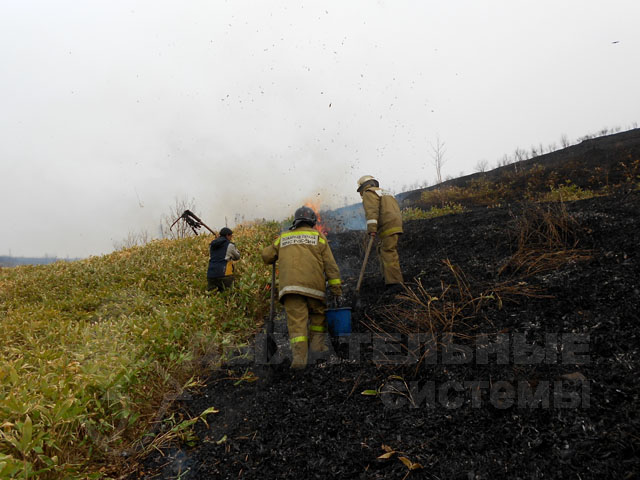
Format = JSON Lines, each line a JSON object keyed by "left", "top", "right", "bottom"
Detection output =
{"left": 360, "top": 186, "right": 403, "bottom": 238}
{"left": 207, "top": 237, "right": 240, "bottom": 279}
{"left": 261, "top": 225, "right": 342, "bottom": 302}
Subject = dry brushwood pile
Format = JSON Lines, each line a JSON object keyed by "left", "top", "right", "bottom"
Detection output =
{"left": 131, "top": 193, "right": 639, "bottom": 479}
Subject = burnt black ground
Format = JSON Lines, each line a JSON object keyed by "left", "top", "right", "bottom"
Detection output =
{"left": 130, "top": 193, "right": 639, "bottom": 479}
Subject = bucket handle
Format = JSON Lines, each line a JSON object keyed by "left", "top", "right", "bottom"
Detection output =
{"left": 328, "top": 295, "right": 344, "bottom": 309}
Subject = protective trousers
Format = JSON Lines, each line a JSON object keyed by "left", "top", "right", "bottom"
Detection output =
{"left": 377, "top": 234, "right": 404, "bottom": 285}
{"left": 283, "top": 294, "right": 328, "bottom": 369}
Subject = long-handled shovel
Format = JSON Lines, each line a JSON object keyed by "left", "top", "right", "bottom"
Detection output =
{"left": 352, "top": 235, "right": 375, "bottom": 310}
{"left": 170, "top": 210, "right": 217, "bottom": 236}
{"left": 265, "top": 263, "right": 278, "bottom": 361}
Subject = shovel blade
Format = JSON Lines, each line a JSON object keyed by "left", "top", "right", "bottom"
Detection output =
{"left": 266, "top": 333, "right": 278, "bottom": 360}
{"left": 351, "top": 293, "right": 362, "bottom": 311}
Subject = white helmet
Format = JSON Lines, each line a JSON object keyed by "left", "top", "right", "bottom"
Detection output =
{"left": 357, "top": 175, "right": 376, "bottom": 192}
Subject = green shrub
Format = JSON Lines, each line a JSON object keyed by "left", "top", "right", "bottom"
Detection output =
{"left": 402, "top": 203, "right": 467, "bottom": 221}
{"left": 420, "top": 180, "right": 505, "bottom": 207}
{"left": 619, "top": 159, "right": 640, "bottom": 191}
{"left": 541, "top": 182, "right": 595, "bottom": 202}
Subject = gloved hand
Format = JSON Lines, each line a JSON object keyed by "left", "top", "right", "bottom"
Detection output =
{"left": 329, "top": 288, "right": 344, "bottom": 308}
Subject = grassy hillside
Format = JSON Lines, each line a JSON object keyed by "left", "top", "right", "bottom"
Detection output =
{"left": 0, "top": 221, "right": 279, "bottom": 478}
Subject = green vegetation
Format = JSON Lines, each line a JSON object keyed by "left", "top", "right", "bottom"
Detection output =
{"left": 402, "top": 203, "right": 467, "bottom": 222}
{"left": 420, "top": 178, "right": 507, "bottom": 208}
{"left": 416, "top": 170, "right": 613, "bottom": 210}
{"left": 620, "top": 159, "right": 640, "bottom": 192}
{"left": 412, "top": 156, "right": 640, "bottom": 212}
{"left": 540, "top": 181, "right": 596, "bottom": 203}
{"left": 0, "top": 221, "right": 280, "bottom": 478}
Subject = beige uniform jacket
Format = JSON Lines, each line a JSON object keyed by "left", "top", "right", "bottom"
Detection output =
{"left": 361, "top": 186, "right": 404, "bottom": 238}
{"left": 261, "top": 225, "right": 342, "bottom": 302}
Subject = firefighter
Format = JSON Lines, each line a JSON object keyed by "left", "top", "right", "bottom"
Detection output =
{"left": 357, "top": 175, "right": 404, "bottom": 292}
{"left": 207, "top": 227, "right": 241, "bottom": 292}
{"left": 261, "top": 206, "right": 342, "bottom": 369}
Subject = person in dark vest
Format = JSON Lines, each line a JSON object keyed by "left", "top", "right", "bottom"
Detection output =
{"left": 207, "top": 227, "right": 240, "bottom": 292}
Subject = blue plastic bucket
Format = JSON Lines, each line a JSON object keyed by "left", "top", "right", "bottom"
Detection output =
{"left": 326, "top": 307, "right": 352, "bottom": 336}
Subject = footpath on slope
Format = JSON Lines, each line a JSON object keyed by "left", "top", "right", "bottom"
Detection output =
{"left": 129, "top": 193, "right": 639, "bottom": 480}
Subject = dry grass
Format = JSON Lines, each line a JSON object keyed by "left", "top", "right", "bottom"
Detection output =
{"left": 367, "top": 202, "right": 591, "bottom": 368}
{"left": 512, "top": 201, "right": 577, "bottom": 249}
{"left": 367, "top": 260, "right": 550, "bottom": 368}
{"left": 499, "top": 202, "right": 592, "bottom": 276}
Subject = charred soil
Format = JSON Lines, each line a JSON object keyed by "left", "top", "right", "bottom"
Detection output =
{"left": 130, "top": 193, "right": 639, "bottom": 479}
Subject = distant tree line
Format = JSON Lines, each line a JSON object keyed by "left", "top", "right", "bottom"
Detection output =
{"left": 0, "top": 256, "right": 79, "bottom": 267}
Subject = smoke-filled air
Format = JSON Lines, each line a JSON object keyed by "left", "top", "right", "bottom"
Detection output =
{"left": 1, "top": 1, "right": 639, "bottom": 258}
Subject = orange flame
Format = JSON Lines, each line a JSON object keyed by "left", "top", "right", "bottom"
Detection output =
{"left": 304, "top": 199, "right": 329, "bottom": 236}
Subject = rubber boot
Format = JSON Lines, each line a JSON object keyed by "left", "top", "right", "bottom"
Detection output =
{"left": 310, "top": 332, "right": 329, "bottom": 353}
{"left": 290, "top": 340, "right": 308, "bottom": 369}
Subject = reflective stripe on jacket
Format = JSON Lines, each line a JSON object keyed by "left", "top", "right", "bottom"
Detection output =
{"left": 361, "top": 186, "right": 403, "bottom": 238}
{"left": 261, "top": 226, "right": 341, "bottom": 302}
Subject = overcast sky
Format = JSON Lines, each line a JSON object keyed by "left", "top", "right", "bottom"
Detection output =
{"left": 1, "top": 1, "right": 638, "bottom": 258}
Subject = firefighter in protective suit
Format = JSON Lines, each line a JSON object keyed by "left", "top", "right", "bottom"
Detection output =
{"left": 261, "top": 206, "right": 342, "bottom": 369}
{"left": 357, "top": 175, "right": 404, "bottom": 292}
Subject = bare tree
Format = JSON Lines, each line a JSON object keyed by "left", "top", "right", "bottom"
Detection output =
{"left": 560, "top": 134, "right": 570, "bottom": 148}
{"left": 160, "top": 197, "right": 200, "bottom": 239}
{"left": 495, "top": 155, "right": 510, "bottom": 168}
{"left": 234, "top": 213, "right": 245, "bottom": 225}
{"left": 474, "top": 159, "right": 489, "bottom": 173}
{"left": 113, "top": 229, "right": 151, "bottom": 250}
{"left": 429, "top": 136, "right": 447, "bottom": 185}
